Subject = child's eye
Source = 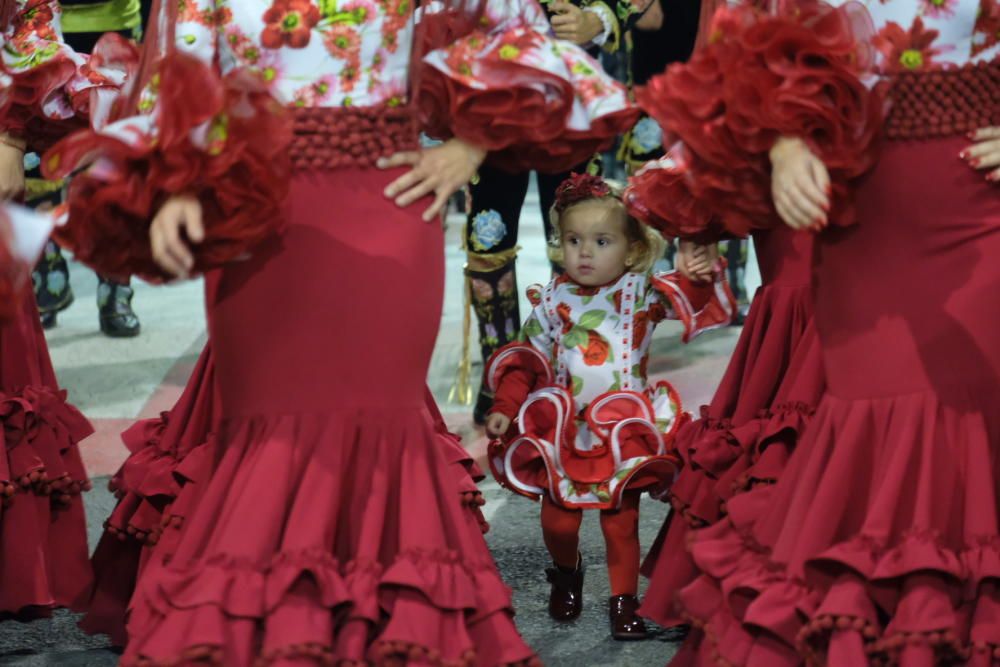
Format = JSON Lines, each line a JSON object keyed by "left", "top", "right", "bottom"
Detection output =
{"left": 569, "top": 237, "right": 580, "bottom": 245}
{"left": 597, "top": 238, "right": 608, "bottom": 247}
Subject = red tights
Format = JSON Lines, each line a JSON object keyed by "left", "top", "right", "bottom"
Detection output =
{"left": 540, "top": 491, "right": 641, "bottom": 596}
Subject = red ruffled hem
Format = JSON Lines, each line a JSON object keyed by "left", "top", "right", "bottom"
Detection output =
{"left": 640, "top": 283, "right": 821, "bottom": 629}
{"left": 674, "top": 387, "right": 1000, "bottom": 667}
{"left": 122, "top": 408, "right": 534, "bottom": 666}
{"left": 626, "top": 1, "right": 883, "bottom": 238}
{"left": 0, "top": 299, "right": 93, "bottom": 614}
{"left": 46, "top": 52, "right": 292, "bottom": 283}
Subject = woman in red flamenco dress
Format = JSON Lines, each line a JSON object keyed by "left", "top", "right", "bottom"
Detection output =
{"left": 626, "top": 0, "right": 1000, "bottom": 663}
{"left": 42, "top": 0, "right": 641, "bottom": 660}
{"left": 0, "top": 7, "right": 131, "bottom": 618}
{"left": 630, "top": 4, "right": 825, "bottom": 623}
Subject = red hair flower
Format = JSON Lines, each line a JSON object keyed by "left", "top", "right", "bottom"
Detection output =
{"left": 262, "top": 0, "right": 320, "bottom": 49}
{"left": 554, "top": 173, "right": 612, "bottom": 214}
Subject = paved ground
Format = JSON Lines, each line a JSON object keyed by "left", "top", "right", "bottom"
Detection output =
{"left": 0, "top": 180, "right": 753, "bottom": 666}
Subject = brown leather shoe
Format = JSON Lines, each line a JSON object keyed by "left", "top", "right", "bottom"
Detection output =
{"left": 545, "top": 557, "right": 584, "bottom": 621}
{"left": 609, "top": 595, "right": 648, "bottom": 640}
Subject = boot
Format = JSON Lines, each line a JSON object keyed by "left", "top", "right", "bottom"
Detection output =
{"left": 98, "top": 277, "right": 140, "bottom": 337}
{"left": 608, "top": 594, "right": 648, "bottom": 640}
{"left": 467, "top": 256, "right": 520, "bottom": 425}
{"left": 33, "top": 241, "right": 74, "bottom": 330}
{"left": 545, "top": 556, "right": 584, "bottom": 622}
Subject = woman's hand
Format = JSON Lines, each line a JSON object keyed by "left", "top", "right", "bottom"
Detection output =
{"left": 962, "top": 127, "right": 1000, "bottom": 181}
{"left": 0, "top": 134, "right": 26, "bottom": 200}
{"left": 769, "top": 136, "right": 830, "bottom": 232}
{"left": 550, "top": 1, "right": 604, "bottom": 45}
{"left": 150, "top": 194, "right": 204, "bottom": 279}
{"left": 485, "top": 413, "right": 511, "bottom": 438}
{"left": 676, "top": 240, "right": 717, "bottom": 283}
{"left": 379, "top": 138, "right": 486, "bottom": 222}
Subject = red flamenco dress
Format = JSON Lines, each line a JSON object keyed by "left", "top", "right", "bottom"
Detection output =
{"left": 45, "top": 0, "right": 640, "bottom": 661}
{"left": 627, "top": 1, "right": 1000, "bottom": 664}
{"left": 0, "top": 13, "right": 132, "bottom": 618}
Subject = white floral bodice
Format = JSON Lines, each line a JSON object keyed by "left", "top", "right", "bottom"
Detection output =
{"left": 519, "top": 271, "right": 671, "bottom": 414}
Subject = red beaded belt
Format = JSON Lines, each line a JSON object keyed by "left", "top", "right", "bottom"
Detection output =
{"left": 885, "top": 61, "right": 1000, "bottom": 140}
{"left": 288, "top": 106, "right": 420, "bottom": 170}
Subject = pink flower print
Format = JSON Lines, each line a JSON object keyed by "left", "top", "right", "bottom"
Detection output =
{"left": 323, "top": 24, "right": 361, "bottom": 59}
{"left": 874, "top": 18, "right": 942, "bottom": 71}
{"left": 921, "top": 0, "right": 957, "bottom": 17}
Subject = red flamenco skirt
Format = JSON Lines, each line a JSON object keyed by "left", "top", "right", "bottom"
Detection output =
{"left": 0, "top": 292, "right": 92, "bottom": 615}
{"left": 640, "top": 227, "right": 824, "bottom": 627}
{"left": 80, "top": 342, "right": 218, "bottom": 645}
{"left": 121, "top": 168, "right": 536, "bottom": 666}
{"left": 674, "top": 136, "right": 1000, "bottom": 666}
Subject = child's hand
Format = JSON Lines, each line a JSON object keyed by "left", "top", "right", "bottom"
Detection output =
{"left": 485, "top": 413, "right": 511, "bottom": 437}
{"left": 550, "top": 1, "right": 604, "bottom": 45}
{"left": 676, "top": 240, "right": 717, "bottom": 283}
{"left": 769, "top": 136, "right": 830, "bottom": 232}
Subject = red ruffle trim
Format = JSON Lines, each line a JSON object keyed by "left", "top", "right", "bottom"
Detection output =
{"left": 46, "top": 52, "right": 291, "bottom": 283}
{"left": 0, "top": 384, "right": 93, "bottom": 504}
{"left": 627, "top": 1, "right": 883, "bottom": 238}
{"left": 417, "top": 48, "right": 638, "bottom": 174}
{"left": 123, "top": 549, "right": 536, "bottom": 667}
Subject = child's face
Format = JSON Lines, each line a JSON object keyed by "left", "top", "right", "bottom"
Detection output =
{"left": 560, "top": 200, "right": 635, "bottom": 287}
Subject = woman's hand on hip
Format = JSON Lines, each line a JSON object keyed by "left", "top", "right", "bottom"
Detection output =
{"left": 379, "top": 138, "right": 487, "bottom": 222}
{"left": 962, "top": 127, "right": 1000, "bottom": 181}
{"left": 150, "top": 194, "right": 204, "bottom": 280}
{"left": 769, "top": 136, "right": 830, "bottom": 232}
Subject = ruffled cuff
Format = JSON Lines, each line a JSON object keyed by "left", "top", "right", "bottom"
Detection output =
{"left": 0, "top": 33, "right": 134, "bottom": 152}
{"left": 626, "top": 1, "right": 883, "bottom": 238}
{"left": 485, "top": 342, "right": 553, "bottom": 419}
{"left": 418, "top": 27, "right": 639, "bottom": 173}
{"left": 43, "top": 52, "right": 291, "bottom": 283}
{"left": 650, "top": 264, "right": 737, "bottom": 343}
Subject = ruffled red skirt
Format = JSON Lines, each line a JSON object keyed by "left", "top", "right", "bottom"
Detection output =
{"left": 673, "top": 136, "right": 1000, "bottom": 666}
{"left": 121, "top": 168, "right": 535, "bottom": 666}
{"left": 640, "top": 227, "right": 824, "bottom": 627}
{"left": 0, "top": 292, "right": 92, "bottom": 615}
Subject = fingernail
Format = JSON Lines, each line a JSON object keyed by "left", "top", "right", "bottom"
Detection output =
{"left": 960, "top": 150, "right": 969, "bottom": 159}
{"left": 970, "top": 157, "right": 981, "bottom": 167}
{"left": 987, "top": 172, "right": 999, "bottom": 182}
{"left": 376, "top": 158, "right": 387, "bottom": 168}
{"left": 967, "top": 131, "right": 978, "bottom": 140}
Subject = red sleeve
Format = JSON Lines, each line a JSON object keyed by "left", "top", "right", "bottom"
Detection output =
{"left": 415, "top": 3, "right": 639, "bottom": 173}
{"left": 490, "top": 367, "right": 537, "bottom": 420}
{"left": 43, "top": 53, "right": 291, "bottom": 284}
{"left": 650, "top": 265, "right": 737, "bottom": 343}
{"left": 625, "top": 0, "right": 884, "bottom": 239}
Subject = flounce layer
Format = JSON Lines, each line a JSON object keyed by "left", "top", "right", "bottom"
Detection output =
{"left": 673, "top": 386, "right": 1000, "bottom": 667}
{"left": 624, "top": 1, "right": 883, "bottom": 238}
{"left": 121, "top": 407, "right": 536, "bottom": 666}
{"left": 640, "top": 283, "right": 822, "bottom": 628}
{"left": 0, "top": 296, "right": 92, "bottom": 614}
{"left": 80, "top": 346, "right": 218, "bottom": 645}
{"left": 419, "top": 26, "right": 639, "bottom": 173}
{"left": 0, "top": 32, "right": 136, "bottom": 151}
{"left": 45, "top": 52, "right": 291, "bottom": 283}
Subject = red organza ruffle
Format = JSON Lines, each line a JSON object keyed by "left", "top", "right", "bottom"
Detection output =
{"left": 417, "top": 53, "right": 638, "bottom": 174}
{"left": 626, "top": 1, "right": 883, "bottom": 238}
{"left": 45, "top": 52, "right": 291, "bottom": 283}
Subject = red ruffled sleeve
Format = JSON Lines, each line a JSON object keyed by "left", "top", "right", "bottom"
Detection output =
{"left": 416, "top": 0, "right": 640, "bottom": 173}
{"left": 43, "top": 52, "right": 291, "bottom": 283}
{"left": 649, "top": 264, "right": 737, "bottom": 343}
{"left": 625, "top": 0, "right": 884, "bottom": 238}
{"left": 485, "top": 342, "right": 554, "bottom": 420}
{"left": 0, "top": 3, "right": 132, "bottom": 151}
